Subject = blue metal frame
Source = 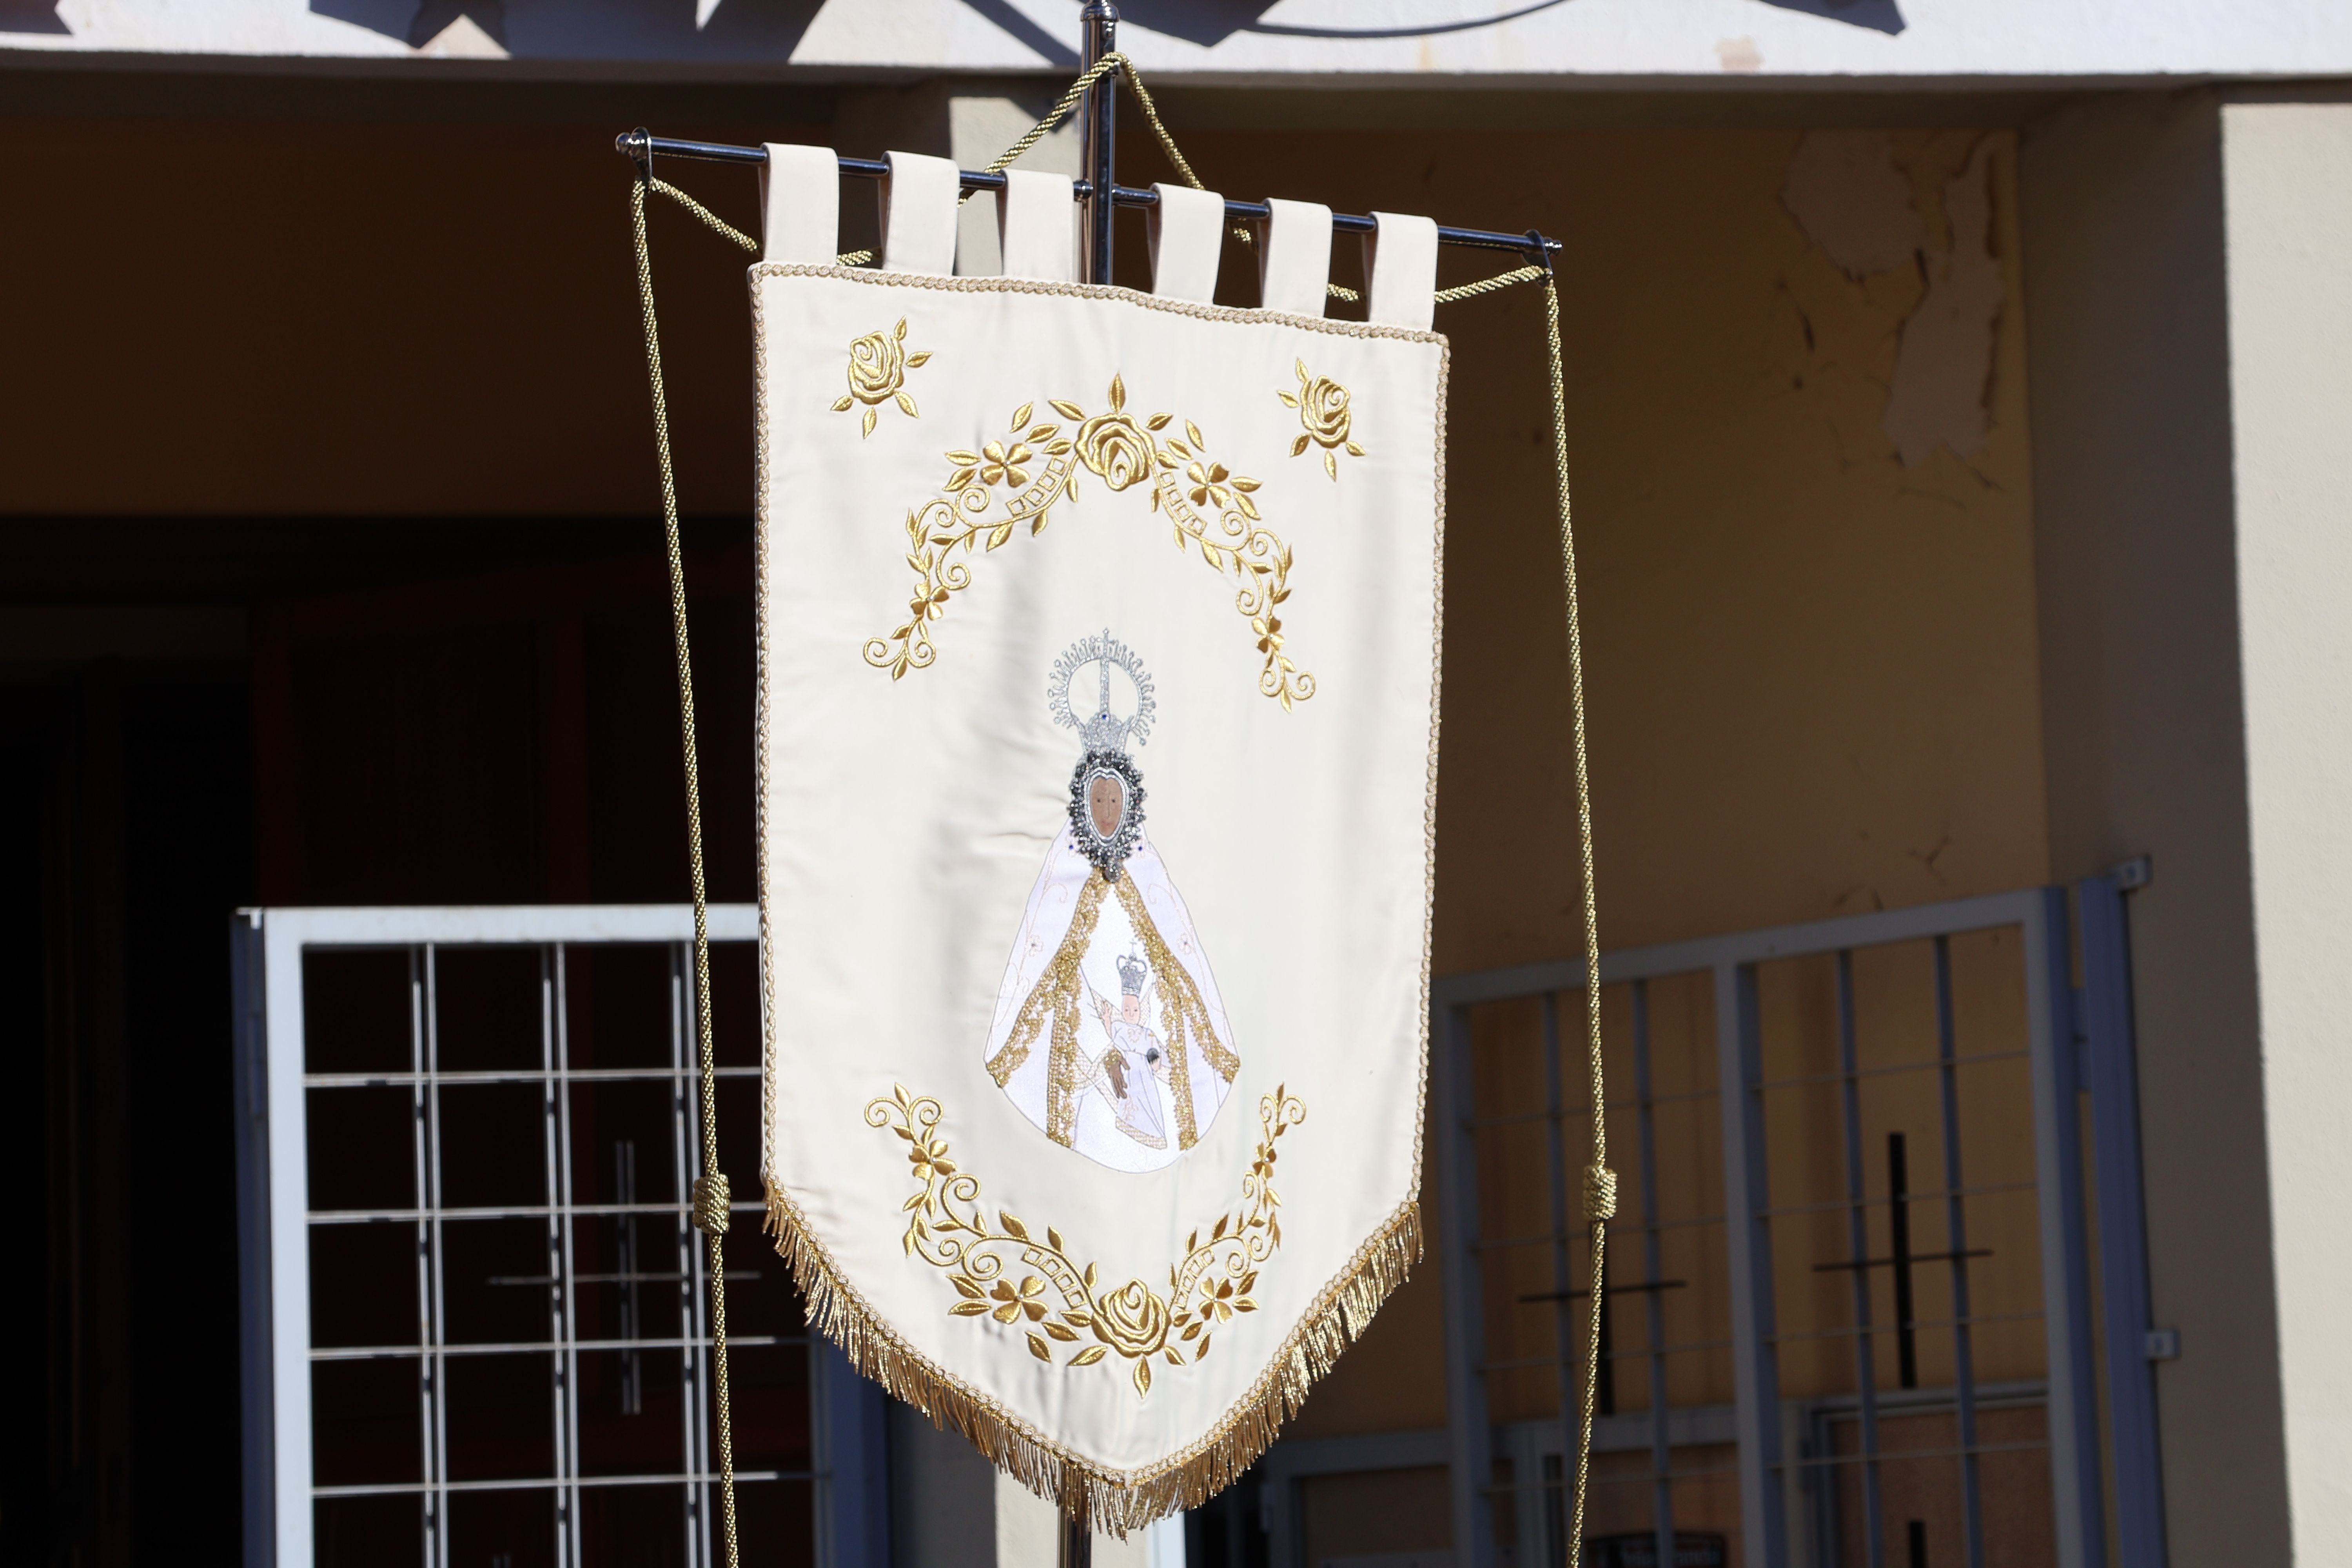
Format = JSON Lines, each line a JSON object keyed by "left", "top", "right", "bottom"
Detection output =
{"left": 2078, "top": 870, "right": 2166, "bottom": 1567}
{"left": 814, "top": 1340, "right": 894, "bottom": 1568}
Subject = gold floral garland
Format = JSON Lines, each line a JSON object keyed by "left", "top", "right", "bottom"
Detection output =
{"left": 867, "top": 1082, "right": 1306, "bottom": 1398}
{"left": 859, "top": 371, "right": 1316, "bottom": 710}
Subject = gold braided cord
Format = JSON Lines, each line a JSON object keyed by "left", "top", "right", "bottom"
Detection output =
{"left": 645, "top": 173, "right": 870, "bottom": 267}
{"left": 630, "top": 172, "right": 742, "bottom": 1568}
{"left": 652, "top": 176, "right": 757, "bottom": 253}
{"left": 1538, "top": 265, "right": 1615, "bottom": 1560}
{"left": 1436, "top": 263, "right": 1545, "bottom": 305}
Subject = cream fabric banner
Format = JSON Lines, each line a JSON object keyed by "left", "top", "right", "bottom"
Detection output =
{"left": 754, "top": 189, "right": 1446, "bottom": 1526}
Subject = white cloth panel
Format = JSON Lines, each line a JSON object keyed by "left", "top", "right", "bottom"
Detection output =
{"left": 1364, "top": 212, "right": 1440, "bottom": 332}
{"left": 1256, "top": 198, "right": 1333, "bottom": 318}
{"left": 761, "top": 143, "right": 840, "bottom": 265}
{"left": 752, "top": 263, "right": 1445, "bottom": 1516}
{"left": 996, "top": 169, "right": 1076, "bottom": 282}
{"left": 1149, "top": 183, "right": 1225, "bottom": 303}
{"left": 880, "top": 151, "right": 961, "bottom": 276}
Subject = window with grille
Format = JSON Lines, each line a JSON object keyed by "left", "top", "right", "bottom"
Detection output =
{"left": 230, "top": 906, "right": 886, "bottom": 1568}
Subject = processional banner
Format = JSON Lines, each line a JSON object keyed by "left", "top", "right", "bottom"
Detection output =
{"left": 753, "top": 145, "right": 1448, "bottom": 1525}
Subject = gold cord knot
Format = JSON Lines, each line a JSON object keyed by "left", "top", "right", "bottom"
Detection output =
{"left": 691, "top": 1172, "right": 732, "bottom": 1236}
{"left": 1584, "top": 1164, "right": 1619, "bottom": 1223}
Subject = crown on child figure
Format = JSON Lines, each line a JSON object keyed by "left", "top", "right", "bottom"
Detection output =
{"left": 1049, "top": 630, "right": 1156, "bottom": 755}
{"left": 1116, "top": 952, "right": 1149, "bottom": 996}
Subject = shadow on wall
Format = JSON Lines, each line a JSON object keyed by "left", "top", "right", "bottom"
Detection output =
{"left": 310, "top": 0, "right": 1904, "bottom": 54}
{"left": 1095, "top": 0, "right": 1904, "bottom": 44}
{"left": 1756, "top": 0, "right": 1905, "bottom": 35}
{"left": 309, "top": 0, "right": 826, "bottom": 56}
{"left": 0, "top": 0, "right": 67, "bottom": 34}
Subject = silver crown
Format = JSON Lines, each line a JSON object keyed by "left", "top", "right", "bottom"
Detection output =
{"left": 1049, "top": 630, "right": 1155, "bottom": 755}
{"left": 1116, "top": 952, "right": 1149, "bottom": 996}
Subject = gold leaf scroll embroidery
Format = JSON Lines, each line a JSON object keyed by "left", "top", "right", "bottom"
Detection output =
{"left": 869, "top": 1082, "right": 1306, "bottom": 1398}
{"left": 1278, "top": 359, "right": 1365, "bottom": 481}
{"left": 860, "top": 376, "right": 1316, "bottom": 710}
{"left": 831, "top": 318, "right": 933, "bottom": 437}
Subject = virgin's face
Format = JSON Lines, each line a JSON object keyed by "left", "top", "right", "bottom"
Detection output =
{"left": 1121, "top": 994, "right": 1141, "bottom": 1025}
{"left": 1088, "top": 774, "right": 1124, "bottom": 838}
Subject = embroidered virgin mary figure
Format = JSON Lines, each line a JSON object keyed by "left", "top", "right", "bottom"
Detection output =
{"left": 983, "top": 632, "right": 1240, "bottom": 1172}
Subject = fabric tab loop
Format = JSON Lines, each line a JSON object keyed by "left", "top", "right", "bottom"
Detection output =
{"left": 880, "top": 151, "right": 961, "bottom": 276}
{"left": 760, "top": 143, "right": 840, "bottom": 265}
{"left": 998, "top": 169, "right": 1077, "bottom": 282}
{"left": 1149, "top": 183, "right": 1225, "bottom": 303}
{"left": 1365, "top": 211, "right": 1440, "bottom": 331}
{"left": 1257, "top": 198, "right": 1334, "bottom": 318}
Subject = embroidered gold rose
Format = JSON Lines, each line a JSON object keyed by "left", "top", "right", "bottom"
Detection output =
{"left": 832, "top": 318, "right": 932, "bottom": 437}
{"left": 862, "top": 376, "right": 1316, "bottom": 708}
{"left": 869, "top": 1082, "right": 1305, "bottom": 1399}
{"left": 1279, "top": 359, "right": 1365, "bottom": 480}
{"left": 1073, "top": 379, "right": 1157, "bottom": 492}
{"left": 1093, "top": 1281, "right": 1170, "bottom": 1359}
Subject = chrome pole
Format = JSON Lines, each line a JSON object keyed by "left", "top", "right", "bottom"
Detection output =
{"left": 1079, "top": 0, "right": 1119, "bottom": 285}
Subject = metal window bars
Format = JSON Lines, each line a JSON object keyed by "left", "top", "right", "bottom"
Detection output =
{"left": 1432, "top": 877, "right": 2162, "bottom": 1568}
{"left": 230, "top": 905, "right": 855, "bottom": 1568}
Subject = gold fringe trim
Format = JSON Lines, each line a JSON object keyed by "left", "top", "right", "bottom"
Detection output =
{"left": 765, "top": 1180, "right": 1421, "bottom": 1536}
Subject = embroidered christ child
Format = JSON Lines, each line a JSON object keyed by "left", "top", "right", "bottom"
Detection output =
{"left": 981, "top": 632, "right": 1242, "bottom": 1173}
{"left": 1084, "top": 953, "right": 1173, "bottom": 1150}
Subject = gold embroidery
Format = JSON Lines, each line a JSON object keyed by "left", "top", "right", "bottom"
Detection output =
{"left": 1114, "top": 874, "right": 1239, "bottom": 1150}
{"left": 983, "top": 871, "right": 1110, "bottom": 1144}
{"left": 861, "top": 376, "right": 1316, "bottom": 710}
{"left": 831, "top": 318, "right": 932, "bottom": 437}
{"left": 983, "top": 865, "right": 1238, "bottom": 1151}
{"left": 1279, "top": 359, "right": 1365, "bottom": 481}
{"left": 869, "top": 1083, "right": 1305, "bottom": 1399}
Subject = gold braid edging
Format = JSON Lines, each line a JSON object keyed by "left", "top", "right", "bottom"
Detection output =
{"left": 764, "top": 1179, "right": 1419, "bottom": 1535}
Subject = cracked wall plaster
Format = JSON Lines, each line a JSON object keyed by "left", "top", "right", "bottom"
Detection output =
{"left": 1782, "top": 129, "right": 1924, "bottom": 277}
{"left": 1884, "top": 138, "right": 2004, "bottom": 466}
{"left": 1782, "top": 129, "right": 2005, "bottom": 468}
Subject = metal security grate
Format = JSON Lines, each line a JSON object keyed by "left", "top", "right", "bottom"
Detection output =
{"left": 232, "top": 907, "right": 887, "bottom": 1568}
{"left": 1433, "top": 878, "right": 2159, "bottom": 1568}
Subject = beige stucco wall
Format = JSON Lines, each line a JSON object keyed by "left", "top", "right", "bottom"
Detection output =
{"left": 2220, "top": 96, "right": 2352, "bottom": 1563}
